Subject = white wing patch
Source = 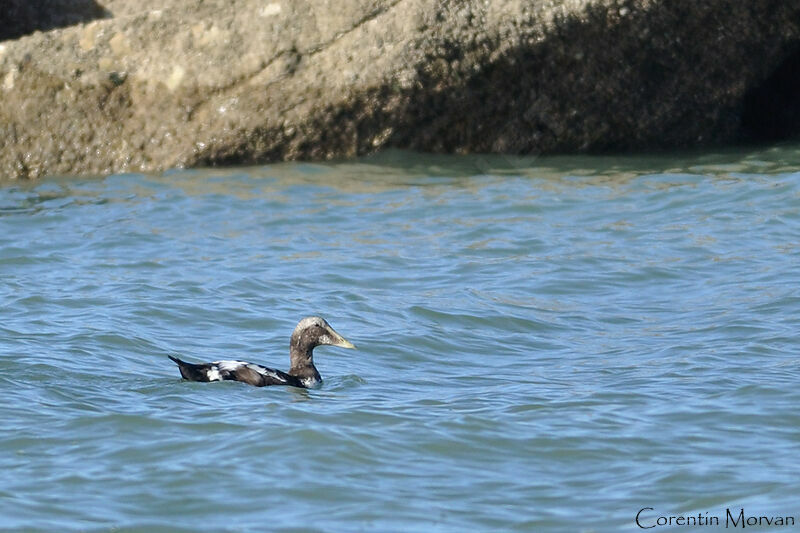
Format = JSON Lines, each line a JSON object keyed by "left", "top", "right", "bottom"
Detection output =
{"left": 246, "top": 363, "right": 287, "bottom": 383}
{"left": 215, "top": 360, "right": 248, "bottom": 371}
{"left": 208, "top": 360, "right": 288, "bottom": 384}
{"left": 206, "top": 360, "right": 248, "bottom": 382}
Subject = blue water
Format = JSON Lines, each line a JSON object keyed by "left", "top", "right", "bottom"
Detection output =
{"left": 1, "top": 147, "right": 800, "bottom": 531}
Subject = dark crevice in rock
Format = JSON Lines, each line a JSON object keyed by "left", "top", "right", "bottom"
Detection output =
{"left": 305, "top": 0, "right": 406, "bottom": 55}
{"left": 740, "top": 45, "right": 800, "bottom": 142}
{"left": 0, "top": 0, "right": 110, "bottom": 42}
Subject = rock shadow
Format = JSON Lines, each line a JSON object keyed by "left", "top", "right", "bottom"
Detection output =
{"left": 740, "top": 46, "right": 800, "bottom": 142}
{"left": 1, "top": 0, "right": 110, "bottom": 42}
{"left": 385, "top": 0, "right": 800, "bottom": 155}
{"left": 194, "top": 0, "right": 800, "bottom": 168}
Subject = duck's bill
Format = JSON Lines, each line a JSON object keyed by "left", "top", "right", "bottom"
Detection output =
{"left": 330, "top": 330, "right": 356, "bottom": 349}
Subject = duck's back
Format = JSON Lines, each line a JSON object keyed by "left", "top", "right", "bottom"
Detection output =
{"left": 169, "top": 356, "right": 300, "bottom": 387}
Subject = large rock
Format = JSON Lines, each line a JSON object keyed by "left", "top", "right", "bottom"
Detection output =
{"left": 1, "top": 0, "right": 799, "bottom": 179}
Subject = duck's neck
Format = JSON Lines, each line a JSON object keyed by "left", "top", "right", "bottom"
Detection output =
{"left": 289, "top": 340, "right": 321, "bottom": 382}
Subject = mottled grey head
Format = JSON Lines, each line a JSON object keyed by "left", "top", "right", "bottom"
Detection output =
{"left": 289, "top": 316, "right": 356, "bottom": 367}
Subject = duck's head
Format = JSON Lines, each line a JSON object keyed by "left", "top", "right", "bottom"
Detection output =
{"left": 290, "top": 316, "right": 356, "bottom": 364}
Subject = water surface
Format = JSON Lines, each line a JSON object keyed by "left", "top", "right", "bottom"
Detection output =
{"left": 2, "top": 146, "right": 800, "bottom": 531}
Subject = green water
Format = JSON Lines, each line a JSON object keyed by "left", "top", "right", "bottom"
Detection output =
{"left": 1, "top": 146, "right": 799, "bottom": 531}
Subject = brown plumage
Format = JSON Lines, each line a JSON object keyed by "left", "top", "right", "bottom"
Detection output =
{"left": 168, "top": 316, "right": 356, "bottom": 388}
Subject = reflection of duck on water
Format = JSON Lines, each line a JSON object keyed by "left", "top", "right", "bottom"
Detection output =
{"left": 168, "top": 316, "right": 355, "bottom": 388}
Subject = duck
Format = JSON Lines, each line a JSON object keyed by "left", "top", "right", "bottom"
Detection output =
{"left": 168, "top": 316, "right": 355, "bottom": 388}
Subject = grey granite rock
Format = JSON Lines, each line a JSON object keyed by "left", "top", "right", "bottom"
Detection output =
{"left": 1, "top": 0, "right": 799, "bottom": 179}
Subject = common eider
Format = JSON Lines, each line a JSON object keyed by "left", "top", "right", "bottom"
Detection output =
{"left": 168, "top": 316, "right": 355, "bottom": 388}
